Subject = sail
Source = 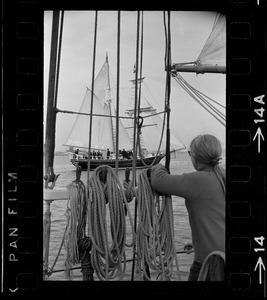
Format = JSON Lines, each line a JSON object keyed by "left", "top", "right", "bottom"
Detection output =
{"left": 64, "top": 59, "right": 133, "bottom": 151}
{"left": 172, "top": 13, "right": 226, "bottom": 74}
{"left": 64, "top": 54, "right": 185, "bottom": 154}
{"left": 124, "top": 97, "right": 185, "bottom": 152}
{"left": 169, "top": 12, "right": 226, "bottom": 149}
{"left": 63, "top": 89, "right": 111, "bottom": 150}
{"left": 197, "top": 13, "right": 226, "bottom": 67}
{"left": 140, "top": 118, "right": 186, "bottom": 152}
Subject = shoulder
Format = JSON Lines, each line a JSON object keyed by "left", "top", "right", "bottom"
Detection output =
{"left": 151, "top": 163, "right": 167, "bottom": 174}
{"left": 182, "top": 170, "right": 210, "bottom": 184}
{"left": 180, "top": 169, "right": 207, "bottom": 179}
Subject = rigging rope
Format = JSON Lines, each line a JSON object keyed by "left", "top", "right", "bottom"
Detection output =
{"left": 135, "top": 11, "right": 168, "bottom": 168}
{"left": 133, "top": 11, "right": 181, "bottom": 282}
{"left": 137, "top": 116, "right": 165, "bottom": 168}
{"left": 87, "top": 10, "right": 98, "bottom": 185}
{"left": 174, "top": 72, "right": 225, "bottom": 111}
{"left": 173, "top": 73, "right": 226, "bottom": 126}
{"left": 130, "top": 10, "right": 141, "bottom": 281}
{"left": 87, "top": 165, "right": 135, "bottom": 281}
{"left": 135, "top": 170, "right": 181, "bottom": 281}
{"left": 64, "top": 179, "right": 87, "bottom": 279}
{"left": 163, "top": 10, "right": 172, "bottom": 172}
{"left": 132, "top": 10, "right": 141, "bottom": 186}
{"left": 115, "top": 11, "right": 121, "bottom": 174}
{"left": 137, "top": 11, "right": 144, "bottom": 127}
{"left": 53, "top": 11, "right": 64, "bottom": 109}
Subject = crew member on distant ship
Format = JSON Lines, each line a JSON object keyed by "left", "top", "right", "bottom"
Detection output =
{"left": 107, "top": 148, "right": 110, "bottom": 159}
{"left": 122, "top": 149, "right": 130, "bottom": 159}
{"left": 93, "top": 150, "right": 96, "bottom": 159}
{"left": 73, "top": 148, "right": 79, "bottom": 158}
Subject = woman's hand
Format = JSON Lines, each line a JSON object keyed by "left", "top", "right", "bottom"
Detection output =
{"left": 184, "top": 242, "right": 194, "bottom": 254}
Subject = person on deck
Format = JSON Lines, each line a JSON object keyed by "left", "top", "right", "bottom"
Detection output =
{"left": 122, "top": 149, "right": 129, "bottom": 159}
{"left": 150, "top": 134, "right": 225, "bottom": 281}
{"left": 107, "top": 148, "right": 110, "bottom": 159}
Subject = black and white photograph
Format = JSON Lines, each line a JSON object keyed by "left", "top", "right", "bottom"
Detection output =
{"left": 43, "top": 10, "right": 226, "bottom": 282}
{"left": 2, "top": 0, "right": 266, "bottom": 296}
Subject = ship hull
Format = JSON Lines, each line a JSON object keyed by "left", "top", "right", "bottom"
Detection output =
{"left": 70, "top": 154, "right": 163, "bottom": 170}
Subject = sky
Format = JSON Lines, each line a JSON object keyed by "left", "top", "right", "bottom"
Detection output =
{"left": 44, "top": 10, "right": 226, "bottom": 152}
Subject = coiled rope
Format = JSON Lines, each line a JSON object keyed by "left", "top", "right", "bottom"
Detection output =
{"left": 135, "top": 169, "right": 181, "bottom": 281}
{"left": 87, "top": 165, "right": 135, "bottom": 281}
{"left": 64, "top": 179, "right": 87, "bottom": 279}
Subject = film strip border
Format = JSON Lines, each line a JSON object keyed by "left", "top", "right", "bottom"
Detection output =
{"left": 226, "top": 0, "right": 266, "bottom": 296}
{"left": 1, "top": 1, "right": 43, "bottom": 293}
{"left": 2, "top": 0, "right": 266, "bottom": 296}
{"left": 3, "top": 0, "right": 43, "bottom": 294}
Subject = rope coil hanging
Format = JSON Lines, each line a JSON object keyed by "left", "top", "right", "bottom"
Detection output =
{"left": 64, "top": 171, "right": 87, "bottom": 279}
{"left": 132, "top": 11, "right": 181, "bottom": 281}
{"left": 87, "top": 165, "right": 135, "bottom": 281}
{"left": 132, "top": 11, "right": 180, "bottom": 281}
{"left": 135, "top": 169, "right": 181, "bottom": 281}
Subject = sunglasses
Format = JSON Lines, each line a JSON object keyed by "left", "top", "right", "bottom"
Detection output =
{"left": 188, "top": 151, "right": 192, "bottom": 156}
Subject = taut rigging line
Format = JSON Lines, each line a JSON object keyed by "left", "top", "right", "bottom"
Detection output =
{"left": 130, "top": 10, "right": 142, "bottom": 282}
{"left": 173, "top": 73, "right": 226, "bottom": 127}
{"left": 87, "top": 11, "right": 98, "bottom": 189}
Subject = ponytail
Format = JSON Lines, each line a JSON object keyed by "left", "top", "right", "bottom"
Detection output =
{"left": 214, "top": 164, "right": 226, "bottom": 195}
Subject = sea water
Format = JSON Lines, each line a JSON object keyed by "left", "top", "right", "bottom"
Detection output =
{"left": 44, "top": 151, "right": 225, "bottom": 281}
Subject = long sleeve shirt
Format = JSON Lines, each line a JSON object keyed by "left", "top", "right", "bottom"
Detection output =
{"left": 150, "top": 163, "right": 225, "bottom": 264}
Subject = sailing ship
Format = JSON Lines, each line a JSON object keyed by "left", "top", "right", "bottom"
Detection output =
{"left": 43, "top": 11, "right": 226, "bottom": 282}
{"left": 64, "top": 54, "right": 185, "bottom": 170}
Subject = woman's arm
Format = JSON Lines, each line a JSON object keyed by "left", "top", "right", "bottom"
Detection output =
{"left": 150, "top": 163, "right": 199, "bottom": 199}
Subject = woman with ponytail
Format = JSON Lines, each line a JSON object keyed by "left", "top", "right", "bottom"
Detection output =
{"left": 150, "top": 134, "right": 225, "bottom": 281}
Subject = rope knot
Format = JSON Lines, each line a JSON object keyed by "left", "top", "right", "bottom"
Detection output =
{"left": 99, "top": 166, "right": 109, "bottom": 203}
{"left": 123, "top": 180, "right": 134, "bottom": 203}
{"left": 137, "top": 116, "right": 143, "bottom": 134}
{"left": 165, "top": 104, "right": 171, "bottom": 113}
{"left": 44, "top": 167, "right": 60, "bottom": 189}
{"left": 78, "top": 236, "right": 92, "bottom": 252}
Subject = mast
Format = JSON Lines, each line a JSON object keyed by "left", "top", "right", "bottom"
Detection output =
{"left": 126, "top": 67, "right": 147, "bottom": 151}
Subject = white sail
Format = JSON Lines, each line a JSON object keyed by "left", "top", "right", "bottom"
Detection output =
{"left": 172, "top": 13, "right": 226, "bottom": 74}
{"left": 142, "top": 112, "right": 186, "bottom": 151}
{"left": 63, "top": 88, "right": 112, "bottom": 150}
{"left": 123, "top": 90, "right": 185, "bottom": 153}
{"left": 197, "top": 13, "right": 226, "bottom": 67}
{"left": 64, "top": 55, "right": 185, "bottom": 154}
{"left": 130, "top": 100, "right": 185, "bottom": 152}
{"left": 64, "top": 58, "right": 133, "bottom": 151}
{"left": 170, "top": 12, "right": 226, "bottom": 149}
